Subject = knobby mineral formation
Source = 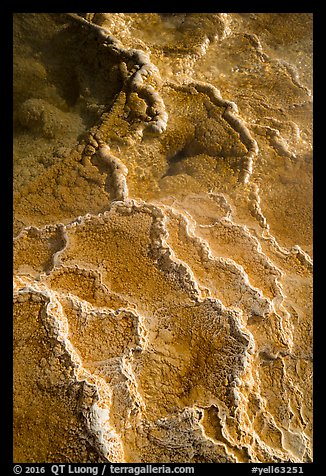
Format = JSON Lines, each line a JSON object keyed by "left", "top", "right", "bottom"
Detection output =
{"left": 13, "top": 13, "right": 313, "bottom": 463}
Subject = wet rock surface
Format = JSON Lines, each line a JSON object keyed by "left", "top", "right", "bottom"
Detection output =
{"left": 13, "top": 13, "right": 312, "bottom": 463}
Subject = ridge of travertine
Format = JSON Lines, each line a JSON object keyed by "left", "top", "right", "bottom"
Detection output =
{"left": 14, "top": 193, "right": 310, "bottom": 462}
{"left": 243, "top": 31, "right": 312, "bottom": 98}
{"left": 14, "top": 198, "right": 262, "bottom": 461}
{"left": 14, "top": 198, "right": 282, "bottom": 319}
{"left": 165, "top": 79, "right": 258, "bottom": 183}
{"left": 160, "top": 204, "right": 273, "bottom": 319}
{"left": 13, "top": 127, "right": 312, "bottom": 462}
{"left": 13, "top": 12, "right": 312, "bottom": 463}
{"left": 66, "top": 13, "right": 168, "bottom": 137}
{"left": 13, "top": 88, "right": 312, "bottom": 458}
{"left": 13, "top": 282, "right": 125, "bottom": 461}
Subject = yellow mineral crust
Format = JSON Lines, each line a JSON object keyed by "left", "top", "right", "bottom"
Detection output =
{"left": 14, "top": 225, "right": 67, "bottom": 277}
{"left": 13, "top": 293, "right": 107, "bottom": 463}
{"left": 13, "top": 12, "right": 312, "bottom": 463}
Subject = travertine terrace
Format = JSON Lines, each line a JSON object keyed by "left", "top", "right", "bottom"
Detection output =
{"left": 13, "top": 13, "right": 313, "bottom": 463}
